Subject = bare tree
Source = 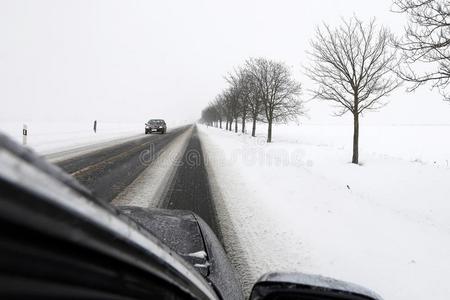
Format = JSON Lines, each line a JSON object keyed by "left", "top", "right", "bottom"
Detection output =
{"left": 222, "top": 91, "right": 232, "bottom": 131}
{"left": 201, "top": 104, "right": 219, "bottom": 127}
{"left": 246, "top": 71, "right": 264, "bottom": 137}
{"left": 215, "top": 91, "right": 231, "bottom": 130}
{"left": 225, "top": 72, "right": 245, "bottom": 133}
{"left": 306, "top": 17, "right": 401, "bottom": 164}
{"left": 229, "top": 87, "right": 241, "bottom": 133}
{"left": 238, "top": 71, "right": 252, "bottom": 133}
{"left": 208, "top": 100, "right": 222, "bottom": 128}
{"left": 393, "top": 0, "right": 450, "bottom": 100}
{"left": 246, "top": 58, "right": 303, "bottom": 142}
{"left": 221, "top": 88, "right": 239, "bottom": 132}
{"left": 213, "top": 96, "right": 225, "bottom": 129}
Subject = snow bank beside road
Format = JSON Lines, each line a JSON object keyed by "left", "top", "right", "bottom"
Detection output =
{"left": 199, "top": 124, "right": 450, "bottom": 300}
{"left": 0, "top": 121, "right": 143, "bottom": 155}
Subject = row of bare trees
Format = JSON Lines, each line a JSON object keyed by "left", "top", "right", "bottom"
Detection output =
{"left": 201, "top": 58, "right": 304, "bottom": 143}
{"left": 202, "top": 0, "right": 450, "bottom": 164}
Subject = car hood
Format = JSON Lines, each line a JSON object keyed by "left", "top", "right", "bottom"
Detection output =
{"left": 118, "top": 207, "right": 208, "bottom": 275}
{"left": 117, "top": 206, "right": 243, "bottom": 300}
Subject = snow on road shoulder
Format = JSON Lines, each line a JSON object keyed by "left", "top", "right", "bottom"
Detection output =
{"left": 198, "top": 124, "right": 450, "bottom": 300}
{"left": 0, "top": 121, "right": 143, "bottom": 155}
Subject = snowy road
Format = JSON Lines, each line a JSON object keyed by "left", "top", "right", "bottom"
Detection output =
{"left": 160, "top": 126, "right": 220, "bottom": 237}
{"left": 54, "top": 125, "right": 190, "bottom": 202}
{"left": 53, "top": 124, "right": 221, "bottom": 238}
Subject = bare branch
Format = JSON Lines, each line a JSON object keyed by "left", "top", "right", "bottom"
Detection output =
{"left": 393, "top": 0, "right": 450, "bottom": 100}
{"left": 306, "top": 17, "right": 401, "bottom": 116}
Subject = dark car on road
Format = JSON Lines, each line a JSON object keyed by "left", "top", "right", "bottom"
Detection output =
{"left": 145, "top": 119, "right": 167, "bottom": 134}
{"left": 0, "top": 133, "right": 382, "bottom": 300}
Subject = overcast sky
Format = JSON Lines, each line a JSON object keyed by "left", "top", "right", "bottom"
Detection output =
{"left": 1, "top": 0, "right": 450, "bottom": 125}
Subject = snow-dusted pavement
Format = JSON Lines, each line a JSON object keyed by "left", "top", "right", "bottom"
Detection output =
{"left": 53, "top": 126, "right": 190, "bottom": 202}
{"left": 113, "top": 126, "right": 192, "bottom": 207}
{"left": 198, "top": 124, "right": 450, "bottom": 300}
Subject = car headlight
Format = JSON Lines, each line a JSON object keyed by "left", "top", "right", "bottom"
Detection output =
{"left": 159, "top": 126, "right": 162, "bottom": 128}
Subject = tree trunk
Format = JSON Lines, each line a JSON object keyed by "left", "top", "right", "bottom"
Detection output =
{"left": 226, "top": 120, "right": 229, "bottom": 130}
{"left": 219, "top": 119, "right": 222, "bottom": 129}
{"left": 352, "top": 113, "right": 359, "bottom": 164}
{"left": 229, "top": 119, "right": 233, "bottom": 131}
{"left": 252, "top": 117, "right": 257, "bottom": 137}
{"left": 267, "top": 119, "right": 273, "bottom": 143}
{"left": 234, "top": 118, "right": 238, "bottom": 133}
{"left": 242, "top": 108, "right": 247, "bottom": 133}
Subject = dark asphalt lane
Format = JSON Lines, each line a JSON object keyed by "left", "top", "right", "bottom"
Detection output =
{"left": 56, "top": 124, "right": 220, "bottom": 240}
{"left": 57, "top": 126, "right": 190, "bottom": 202}
{"left": 160, "top": 126, "right": 220, "bottom": 240}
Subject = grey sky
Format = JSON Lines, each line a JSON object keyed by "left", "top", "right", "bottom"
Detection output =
{"left": 1, "top": 0, "right": 450, "bottom": 125}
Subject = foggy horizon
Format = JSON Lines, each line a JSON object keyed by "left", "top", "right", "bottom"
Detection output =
{"left": 2, "top": 0, "right": 450, "bottom": 125}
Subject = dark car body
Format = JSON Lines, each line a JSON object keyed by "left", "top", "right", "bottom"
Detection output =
{"left": 145, "top": 119, "right": 167, "bottom": 134}
{"left": 118, "top": 206, "right": 243, "bottom": 300}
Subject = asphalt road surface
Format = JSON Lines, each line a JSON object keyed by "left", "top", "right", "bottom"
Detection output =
{"left": 160, "top": 126, "right": 219, "bottom": 236}
{"left": 55, "top": 124, "right": 220, "bottom": 237}
{"left": 57, "top": 126, "right": 189, "bottom": 202}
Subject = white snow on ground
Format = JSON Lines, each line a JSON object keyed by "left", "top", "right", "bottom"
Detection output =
{"left": 0, "top": 121, "right": 143, "bottom": 155}
{"left": 113, "top": 126, "right": 193, "bottom": 207}
{"left": 198, "top": 123, "right": 450, "bottom": 300}
{"left": 271, "top": 123, "right": 450, "bottom": 167}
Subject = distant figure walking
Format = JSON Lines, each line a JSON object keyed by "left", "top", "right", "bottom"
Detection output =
{"left": 93, "top": 120, "right": 97, "bottom": 133}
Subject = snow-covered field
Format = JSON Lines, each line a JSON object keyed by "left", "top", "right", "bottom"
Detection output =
{"left": 0, "top": 119, "right": 191, "bottom": 156}
{"left": 198, "top": 123, "right": 450, "bottom": 300}
{"left": 0, "top": 121, "right": 144, "bottom": 155}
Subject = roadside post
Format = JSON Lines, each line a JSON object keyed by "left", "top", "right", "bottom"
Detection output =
{"left": 93, "top": 120, "right": 97, "bottom": 133}
{"left": 22, "top": 124, "right": 28, "bottom": 146}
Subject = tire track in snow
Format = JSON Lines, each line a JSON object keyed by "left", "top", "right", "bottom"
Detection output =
{"left": 112, "top": 126, "right": 193, "bottom": 207}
